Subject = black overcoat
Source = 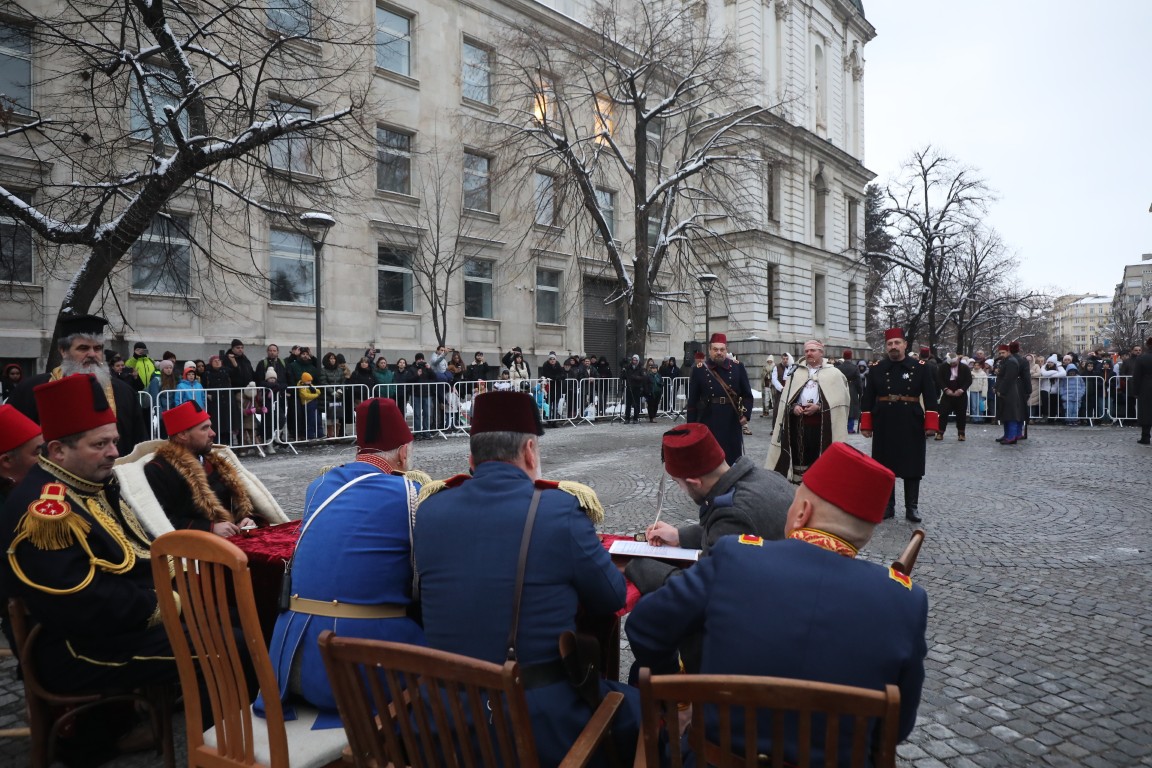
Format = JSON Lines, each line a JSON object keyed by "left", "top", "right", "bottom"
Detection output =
{"left": 860, "top": 356, "right": 938, "bottom": 478}
{"left": 1133, "top": 350, "right": 1152, "bottom": 427}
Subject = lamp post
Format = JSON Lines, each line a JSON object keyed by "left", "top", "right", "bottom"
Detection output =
{"left": 696, "top": 273, "right": 719, "bottom": 350}
{"left": 882, "top": 303, "right": 899, "bottom": 329}
{"left": 300, "top": 211, "right": 335, "bottom": 357}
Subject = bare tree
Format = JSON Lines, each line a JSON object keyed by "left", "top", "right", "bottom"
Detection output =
{"left": 483, "top": 0, "right": 773, "bottom": 359}
{"left": 0, "top": 0, "right": 374, "bottom": 366}
{"left": 865, "top": 146, "right": 992, "bottom": 353}
{"left": 1104, "top": 304, "right": 1148, "bottom": 353}
{"left": 863, "top": 183, "right": 894, "bottom": 348}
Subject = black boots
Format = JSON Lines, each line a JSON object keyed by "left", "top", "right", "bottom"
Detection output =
{"left": 905, "top": 506, "right": 922, "bottom": 523}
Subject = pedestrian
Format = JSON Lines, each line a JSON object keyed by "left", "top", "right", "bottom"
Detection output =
{"left": 621, "top": 354, "right": 646, "bottom": 424}
{"left": 766, "top": 339, "right": 849, "bottom": 482}
{"left": 687, "top": 334, "right": 754, "bottom": 465}
{"left": 643, "top": 358, "right": 662, "bottom": 422}
{"left": 626, "top": 442, "right": 927, "bottom": 762}
{"left": 222, "top": 338, "right": 254, "bottom": 388}
{"left": 935, "top": 353, "right": 972, "bottom": 441}
{"left": 1132, "top": 337, "right": 1152, "bottom": 445}
{"left": 836, "top": 350, "right": 862, "bottom": 433}
{"left": 859, "top": 328, "right": 940, "bottom": 522}
{"left": 174, "top": 360, "right": 207, "bottom": 409}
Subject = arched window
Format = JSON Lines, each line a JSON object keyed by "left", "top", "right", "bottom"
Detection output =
{"left": 813, "top": 44, "right": 826, "bottom": 135}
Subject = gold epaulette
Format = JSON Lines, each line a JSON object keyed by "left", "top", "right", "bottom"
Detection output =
{"left": 404, "top": 469, "right": 433, "bottom": 486}
{"left": 536, "top": 479, "right": 604, "bottom": 525}
{"left": 415, "top": 473, "right": 470, "bottom": 505}
{"left": 18, "top": 483, "right": 90, "bottom": 552}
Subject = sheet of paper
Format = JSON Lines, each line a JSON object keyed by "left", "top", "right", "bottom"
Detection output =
{"left": 608, "top": 539, "right": 701, "bottom": 562}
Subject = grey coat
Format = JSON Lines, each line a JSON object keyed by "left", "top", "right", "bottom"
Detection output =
{"left": 626, "top": 456, "right": 794, "bottom": 594}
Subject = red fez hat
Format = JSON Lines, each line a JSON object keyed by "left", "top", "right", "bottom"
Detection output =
{"left": 661, "top": 423, "right": 725, "bottom": 478}
{"left": 802, "top": 442, "right": 895, "bottom": 524}
{"left": 709, "top": 333, "right": 727, "bottom": 345}
{"left": 996, "top": 344, "right": 1010, "bottom": 352}
{"left": 356, "top": 398, "right": 412, "bottom": 451}
{"left": 33, "top": 374, "right": 117, "bottom": 442}
{"left": 0, "top": 404, "right": 41, "bottom": 453}
{"left": 842, "top": 349, "right": 852, "bottom": 359}
{"left": 883, "top": 328, "right": 905, "bottom": 341}
{"left": 919, "top": 346, "right": 930, "bottom": 356}
{"left": 162, "top": 400, "right": 211, "bottom": 436}
{"left": 694, "top": 351, "right": 705, "bottom": 361}
{"left": 470, "top": 391, "right": 544, "bottom": 436}
{"left": 1008, "top": 341, "right": 1021, "bottom": 353}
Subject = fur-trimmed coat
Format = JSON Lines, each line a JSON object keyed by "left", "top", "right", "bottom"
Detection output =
{"left": 114, "top": 439, "right": 288, "bottom": 539}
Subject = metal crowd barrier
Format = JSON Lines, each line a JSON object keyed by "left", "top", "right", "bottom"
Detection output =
{"left": 281, "top": 383, "right": 371, "bottom": 448}
{"left": 1107, "top": 375, "right": 1139, "bottom": 424}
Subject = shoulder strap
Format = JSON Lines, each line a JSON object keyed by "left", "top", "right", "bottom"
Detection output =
{"left": 506, "top": 489, "right": 543, "bottom": 662}
{"left": 708, "top": 366, "right": 744, "bottom": 413}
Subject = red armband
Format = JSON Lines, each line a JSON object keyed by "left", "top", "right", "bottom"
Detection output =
{"left": 923, "top": 411, "right": 940, "bottom": 432}
{"left": 860, "top": 412, "right": 873, "bottom": 431}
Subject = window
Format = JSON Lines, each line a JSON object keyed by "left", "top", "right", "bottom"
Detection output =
{"left": 267, "top": 0, "right": 311, "bottom": 36}
{"left": 269, "top": 228, "right": 314, "bottom": 304}
{"left": 0, "top": 22, "right": 32, "bottom": 114}
{"left": 536, "top": 268, "right": 561, "bottom": 324}
{"left": 766, "top": 263, "right": 777, "bottom": 319}
{"left": 813, "top": 170, "right": 828, "bottom": 240}
{"left": 648, "top": 299, "right": 664, "bottom": 333}
{"left": 847, "top": 197, "right": 859, "bottom": 250}
{"left": 813, "top": 273, "right": 826, "bottom": 326}
{"left": 462, "top": 41, "right": 491, "bottom": 104}
{"left": 531, "top": 73, "right": 556, "bottom": 126}
{"left": 594, "top": 94, "right": 613, "bottom": 144}
{"left": 377, "top": 245, "right": 413, "bottom": 312}
{"left": 129, "top": 65, "right": 189, "bottom": 143}
{"left": 463, "top": 151, "right": 491, "bottom": 211}
{"left": 534, "top": 172, "right": 557, "bottom": 226}
{"left": 0, "top": 190, "right": 33, "bottom": 283}
{"left": 376, "top": 127, "right": 411, "bottom": 194}
{"left": 645, "top": 115, "right": 664, "bottom": 151}
{"left": 646, "top": 210, "right": 661, "bottom": 248}
{"left": 595, "top": 187, "right": 615, "bottom": 239}
{"left": 464, "top": 258, "right": 493, "bottom": 318}
{"left": 765, "top": 164, "right": 779, "bottom": 222}
{"left": 847, "top": 281, "right": 857, "bottom": 332}
{"left": 132, "top": 214, "right": 191, "bottom": 295}
{"left": 376, "top": 7, "right": 411, "bottom": 76}
{"left": 269, "top": 101, "right": 313, "bottom": 173}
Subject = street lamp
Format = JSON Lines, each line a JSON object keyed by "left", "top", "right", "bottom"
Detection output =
{"left": 300, "top": 211, "right": 335, "bottom": 357}
{"left": 696, "top": 273, "right": 719, "bottom": 349}
{"left": 882, "top": 303, "right": 899, "bottom": 328}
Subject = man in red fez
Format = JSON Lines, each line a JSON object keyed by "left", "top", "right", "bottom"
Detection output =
{"left": 626, "top": 442, "right": 928, "bottom": 763}
{"left": 114, "top": 401, "right": 287, "bottom": 539}
{"left": 1131, "top": 337, "right": 1152, "bottom": 445}
{"left": 859, "top": 328, "right": 940, "bottom": 522}
{"left": 0, "top": 374, "right": 181, "bottom": 707}
{"left": 258, "top": 398, "right": 429, "bottom": 726}
{"left": 414, "top": 390, "right": 640, "bottom": 766}
{"left": 0, "top": 404, "right": 43, "bottom": 504}
{"left": 628, "top": 423, "right": 793, "bottom": 670}
{"left": 993, "top": 342, "right": 1031, "bottom": 445}
{"left": 7, "top": 314, "right": 147, "bottom": 455}
{"left": 686, "top": 332, "right": 754, "bottom": 465}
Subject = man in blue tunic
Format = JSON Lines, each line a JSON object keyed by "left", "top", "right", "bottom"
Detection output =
{"left": 686, "top": 333, "right": 753, "bottom": 465}
{"left": 414, "top": 390, "right": 639, "bottom": 767}
{"left": 265, "top": 397, "right": 428, "bottom": 727}
{"left": 626, "top": 442, "right": 928, "bottom": 764}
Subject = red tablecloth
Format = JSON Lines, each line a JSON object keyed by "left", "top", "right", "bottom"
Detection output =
{"left": 232, "top": 520, "right": 301, "bottom": 640}
{"left": 599, "top": 534, "right": 643, "bottom": 615}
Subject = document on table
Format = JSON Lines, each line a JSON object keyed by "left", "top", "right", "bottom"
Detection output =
{"left": 608, "top": 539, "right": 701, "bottom": 562}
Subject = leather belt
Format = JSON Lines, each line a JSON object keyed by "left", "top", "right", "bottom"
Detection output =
{"left": 518, "top": 658, "right": 569, "bottom": 690}
{"left": 289, "top": 596, "right": 407, "bottom": 619}
{"left": 709, "top": 397, "right": 730, "bottom": 404}
{"left": 878, "top": 395, "right": 919, "bottom": 403}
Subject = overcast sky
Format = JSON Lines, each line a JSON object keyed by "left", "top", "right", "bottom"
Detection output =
{"left": 861, "top": 0, "right": 1152, "bottom": 298}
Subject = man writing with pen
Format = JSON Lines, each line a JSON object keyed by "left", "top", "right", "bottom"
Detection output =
{"left": 626, "top": 424, "right": 794, "bottom": 669}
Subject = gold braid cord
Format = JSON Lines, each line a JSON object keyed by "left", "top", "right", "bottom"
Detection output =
{"left": 556, "top": 481, "right": 605, "bottom": 525}
{"left": 415, "top": 479, "right": 448, "bottom": 506}
{"left": 404, "top": 469, "right": 433, "bottom": 486}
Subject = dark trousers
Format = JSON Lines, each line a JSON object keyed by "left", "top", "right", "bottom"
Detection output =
{"left": 788, "top": 416, "right": 823, "bottom": 473}
{"left": 939, "top": 394, "right": 967, "bottom": 434}
{"left": 624, "top": 387, "right": 643, "bottom": 422}
{"left": 887, "top": 477, "right": 921, "bottom": 512}
{"left": 645, "top": 395, "right": 659, "bottom": 421}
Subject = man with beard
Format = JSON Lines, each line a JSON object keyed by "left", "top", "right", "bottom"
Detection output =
{"left": 0, "top": 405, "right": 42, "bottom": 505}
{"left": 8, "top": 314, "right": 147, "bottom": 455}
{"left": 113, "top": 400, "right": 287, "bottom": 539}
{"left": 687, "top": 333, "right": 754, "bottom": 465}
{"left": 994, "top": 342, "right": 1031, "bottom": 446}
{"left": 766, "top": 340, "right": 849, "bottom": 481}
{"left": 860, "top": 328, "right": 939, "bottom": 522}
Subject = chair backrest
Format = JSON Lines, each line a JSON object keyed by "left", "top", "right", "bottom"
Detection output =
{"left": 636, "top": 668, "right": 900, "bottom": 768}
{"left": 318, "top": 632, "right": 540, "bottom": 768}
{"left": 150, "top": 530, "right": 289, "bottom": 767}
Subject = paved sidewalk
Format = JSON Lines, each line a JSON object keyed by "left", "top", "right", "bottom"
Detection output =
{"left": 2, "top": 420, "right": 1150, "bottom": 766}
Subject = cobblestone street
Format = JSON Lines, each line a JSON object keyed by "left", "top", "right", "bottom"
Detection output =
{"left": 3, "top": 419, "right": 1150, "bottom": 766}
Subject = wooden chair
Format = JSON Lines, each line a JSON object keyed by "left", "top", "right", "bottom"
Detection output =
{"left": 5, "top": 597, "right": 175, "bottom": 768}
{"left": 318, "top": 631, "right": 625, "bottom": 768}
{"left": 635, "top": 668, "right": 900, "bottom": 768}
{"left": 150, "top": 530, "right": 347, "bottom": 768}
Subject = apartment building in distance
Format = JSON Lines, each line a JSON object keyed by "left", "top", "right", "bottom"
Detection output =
{"left": 1051, "top": 294, "right": 1111, "bottom": 353}
{"left": 0, "top": 0, "right": 876, "bottom": 375}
